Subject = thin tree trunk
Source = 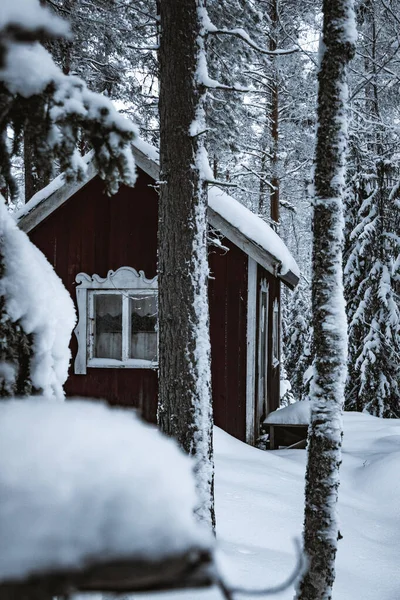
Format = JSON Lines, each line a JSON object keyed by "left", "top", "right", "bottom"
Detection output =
{"left": 296, "top": 1, "right": 356, "bottom": 599}
{"left": 158, "top": 0, "right": 215, "bottom": 530}
{"left": 269, "top": 0, "right": 279, "bottom": 228}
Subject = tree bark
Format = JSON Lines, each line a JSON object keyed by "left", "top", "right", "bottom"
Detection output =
{"left": 269, "top": 0, "right": 280, "bottom": 228}
{"left": 158, "top": 0, "right": 215, "bottom": 529}
{"left": 296, "top": 1, "right": 356, "bottom": 599}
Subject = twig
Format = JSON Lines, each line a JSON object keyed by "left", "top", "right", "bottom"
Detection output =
{"left": 217, "top": 539, "right": 306, "bottom": 598}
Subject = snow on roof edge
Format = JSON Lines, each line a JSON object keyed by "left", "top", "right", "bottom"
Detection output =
{"left": 15, "top": 150, "right": 94, "bottom": 222}
{"left": 207, "top": 185, "right": 299, "bottom": 279}
{"left": 16, "top": 137, "right": 299, "bottom": 281}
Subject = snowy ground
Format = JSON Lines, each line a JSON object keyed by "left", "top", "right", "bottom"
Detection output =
{"left": 138, "top": 412, "right": 400, "bottom": 600}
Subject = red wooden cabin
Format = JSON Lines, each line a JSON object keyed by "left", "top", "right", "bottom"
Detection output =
{"left": 17, "top": 139, "right": 299, "bottom": 446}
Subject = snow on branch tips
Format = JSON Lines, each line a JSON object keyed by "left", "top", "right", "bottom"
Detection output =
{"left": 0, "top": 196, "right": 75, "bottom": 399}
{"left": 198, "top": 6, "right": 298, "bottom": 57}
{"left": 0, "top": 0, "right": 137, "bottom": 199}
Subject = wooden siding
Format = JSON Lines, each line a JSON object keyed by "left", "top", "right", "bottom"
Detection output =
{"left": 208, "top": 240, "right": 248, "bottom": 442}
{"left": 28, "top": 169, "right": 250, "bottom": 442}
{"left": 29, "top": 171, "right": 158, "bottom": 421}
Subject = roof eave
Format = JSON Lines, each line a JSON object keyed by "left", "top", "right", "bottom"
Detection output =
{"left": 208, "top": 206, "right": 298, "bottom": 289}
{"left": 18, "top": 145, "right": 299, "bottom": 289}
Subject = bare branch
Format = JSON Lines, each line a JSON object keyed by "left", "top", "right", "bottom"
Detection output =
{"left": 242, "top": 164, "right": 276, "bottom": 191}
{"left": 217, "top": 539, "right": 305, "bottom": 598}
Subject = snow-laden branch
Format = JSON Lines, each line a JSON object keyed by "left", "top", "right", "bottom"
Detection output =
{"left": 0, "top": 2, "right": 138, "bottom": 198}
{"left": 205, "top": 180, "right": 260, "bottom": 196}
{"left": 241, "top": 164, "right": 276, "bottom": 191}
{"left": 207, "top": 28, "right": 299, "bottom": 56}
{"left": 198, "top": 8, "right": 298, "bottom": 57}
{"left": 195, "top": 51, "right": 252, "bottom": 92}
{"left": 0, "top": 0, "right": 70, "bottom": 43}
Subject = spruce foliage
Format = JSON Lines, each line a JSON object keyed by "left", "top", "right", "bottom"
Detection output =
{"left": 0, "top": 2, "right": 137, "bottom": 398}
{"left": 344, "top": 160, "right": 400, "bottom": 417}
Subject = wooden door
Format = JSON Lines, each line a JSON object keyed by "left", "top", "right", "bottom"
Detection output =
{"left": 256, "top": 278, "right": 269, "bottom": 428}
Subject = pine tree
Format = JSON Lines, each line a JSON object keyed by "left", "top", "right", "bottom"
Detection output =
{"left": 0, "top": 1, "right": 137, "bottom": 397}
{"left": 21, "top": 0, "right": 159, "bottom": 201}
{"left": 295, "top": 0, "right": 356, "bottom": 598}
{"left": 343, "top": 0, "right": 400, "bottom": 417}
{"left": 157, "top": 0, "right": 215, "bottom": 529}
{"left": 344, "top": 162, "right": 400, "bottom": 416}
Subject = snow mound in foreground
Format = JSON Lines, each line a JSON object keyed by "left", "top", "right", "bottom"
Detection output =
{"left": 0, "top": 400, "right": 211, "bottom": 582}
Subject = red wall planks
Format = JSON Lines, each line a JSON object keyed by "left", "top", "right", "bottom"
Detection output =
{"left": 29, "top": 171, "right": 159, "bottom": 422}
{"left": 209, "top": 240, "right": 248, "bottom": 442}
{"left": 28, "top": 169, "right": 252, "bottom": 442}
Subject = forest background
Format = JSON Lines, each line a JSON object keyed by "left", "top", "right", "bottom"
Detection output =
{"left": 11, "top": 0, "right": 399, "bottom": 421}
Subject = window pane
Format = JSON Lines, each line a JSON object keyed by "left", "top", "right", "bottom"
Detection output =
{"left": 94, "top": 294, "right": 122, "bottom": 360}
{"left": 130, "top": 295, "right": 157, "bottom": 361}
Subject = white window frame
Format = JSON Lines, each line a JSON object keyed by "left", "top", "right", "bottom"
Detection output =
{"left": 257, "top": 278, "right": 269, "bottom": 417}
{"left": 74, "top": 267, "right": 158, "bottom": 374}
{"left": 272, "top": 297, "right": 280, "bottom": 368}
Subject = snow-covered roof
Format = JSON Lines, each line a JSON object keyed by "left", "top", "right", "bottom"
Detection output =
{"left": 17, "top": 137, "right": 299, "bottom": 288}
{"left": 0, "top": 399, "right": 212, "bottom": 584}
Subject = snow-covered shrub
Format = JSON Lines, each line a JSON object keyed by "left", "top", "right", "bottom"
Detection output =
{"left": 0, "top": 197, "right": 75, "bottom": 398}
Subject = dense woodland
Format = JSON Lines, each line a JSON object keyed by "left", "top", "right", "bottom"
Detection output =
{"left": 0, "top": 0, "right": 399, "bottom": 598}
{"left": 8, "top": 0, "right": 398, "bottom": 421}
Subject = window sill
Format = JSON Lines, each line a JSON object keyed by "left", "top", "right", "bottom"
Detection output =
{"left": 87, "top": 358, "right": 158, "bottom": 370}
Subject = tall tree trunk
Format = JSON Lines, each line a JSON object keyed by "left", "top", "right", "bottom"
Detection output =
{"left": 296, "top": 1, "right": 356, "bottom": 599}
{"left": 269, "top": 0, "right": 280, "bottom": 228}
{"left": 158, "top": 0, "right": 215, "bottom": 529}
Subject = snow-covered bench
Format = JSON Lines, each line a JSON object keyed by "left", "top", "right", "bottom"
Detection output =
{"left": 263, "top": 401, "right": 310, "bottom": 450}
{"left": 0, "top": 400, "right": 215, "bottom": 598}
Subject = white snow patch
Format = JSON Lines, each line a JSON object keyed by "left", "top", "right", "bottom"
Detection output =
{"left": 0, "top": 42, "right": 61, "bottom": 97}
{"left": 264, "top": 400, "right": 311, "bottom": 425}
{"left": 0, "top": 0, "right": 69, "bottom": 37}
{"left": 143, "top": 413, "right": 400, "bottom": 600}
{"left": 132, "top": 136, "right": 160, "bottom": 163}
{"left": 280, "top": 377, "right": 292, "bottom": 399}
{"left": 0, "top": 399, "right": 212, "bottom": 582}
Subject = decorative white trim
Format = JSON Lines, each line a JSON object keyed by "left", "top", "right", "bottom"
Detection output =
{"left": 257, "top": 278, "right": 269, "bottom": 420}
{"left": 245, "top": 257, "right": 257, "bottom": 446}
{"left": 74, "top": 267, "right": 158, "bottom": 374}
{"left": 75, "top": 267, "right": 157, "bottom": 290}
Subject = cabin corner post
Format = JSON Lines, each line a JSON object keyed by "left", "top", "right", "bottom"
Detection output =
{"left": 245, "top": 257, "right": 257, "bottom": 445}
